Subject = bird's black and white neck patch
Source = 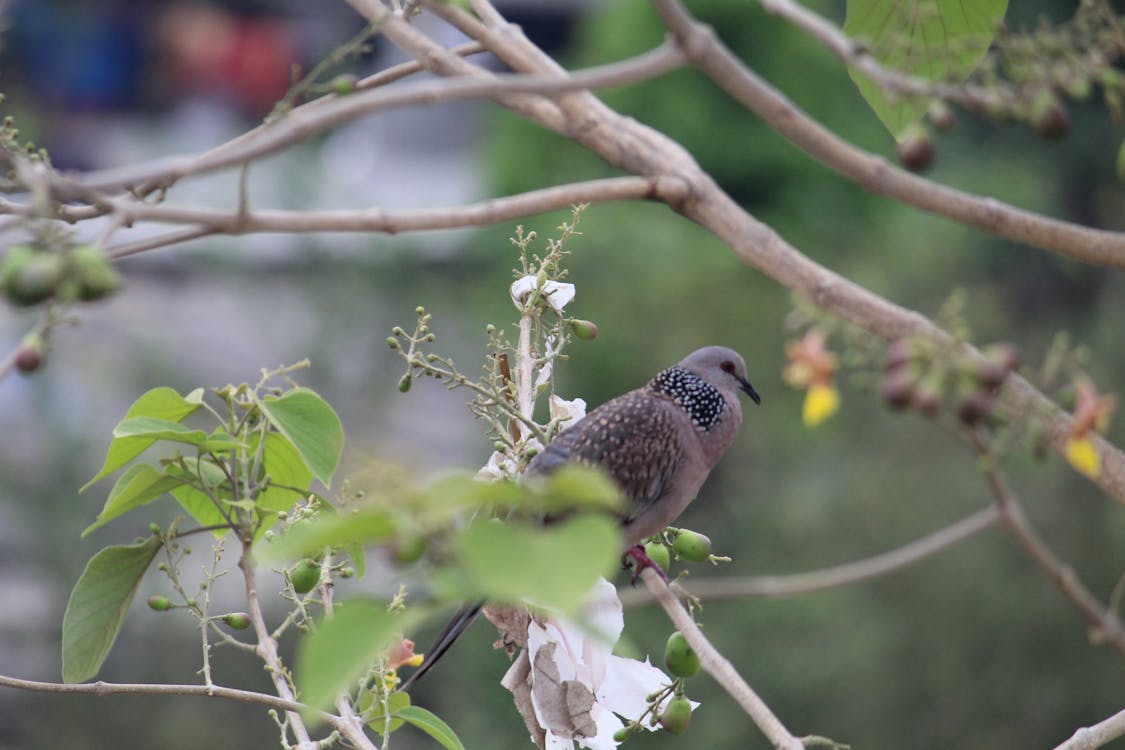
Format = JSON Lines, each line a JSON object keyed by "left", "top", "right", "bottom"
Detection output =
{"left": 651, "top": 366, "right": 726, "bottom": 431}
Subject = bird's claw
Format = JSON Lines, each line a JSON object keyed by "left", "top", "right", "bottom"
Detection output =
{"left": 624, "top": 545, "right": 668, "bottom": 585}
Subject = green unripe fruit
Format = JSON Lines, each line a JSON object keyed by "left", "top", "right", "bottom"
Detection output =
{"left": 221, "top": 612, "right": 252, "bottom": 630}
{"left": 386, "top": 337, "right": 400, "bottom": 350}
{"left": 613, "top": 728, "right": 629, "bottom": 743}
{"left": 644, "top": 541, "right": 670, "bottom": 573}
{"left": 2, "top": 248, "right": 64, "bottom": 306}
{"left": 331, "top": 73, "right": 358, "bottom": 96}
{"left": 392, "top": 535, "right": 426, "bottom": 565}
{"left": 69, "top": 244, "right": 123, "bottom": 301}
{"left": 672, "top": 530, "right": 712, "bottom": 562}
{"left": 148, "top": 522, "right": 161, "bottom": 535}
{"left": 289, "top": 559, "right": 320, "bottom": 594}
{"left": 568, "top": 319, "right": 599, "bottom": 341}
{"left": 397, "top": 374, "right": 413, "bottom": 393}
{"left": 147, "top": 595, "right": 172, "bottom": 612}
{"left": 659, "top": 697, "right": 692, "bottom": 734}
{"left": 664, "top": 631, "right": 701, "bottom": 678}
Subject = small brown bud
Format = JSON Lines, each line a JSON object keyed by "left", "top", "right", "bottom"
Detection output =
{"left": 896, "top": 125, "right": 935, "bottom": 172}
{"left": 956, "top": 392, "right": 994, "bottom": 425}
{"left": 881, "top": 368, "right": 917, "bottom": 410}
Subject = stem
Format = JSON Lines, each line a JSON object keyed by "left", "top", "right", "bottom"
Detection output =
{"left": 640, "top": 568, "right": 803, "bottom": 749}
{"left": 239, "top": 540, "right": 318, "bottom": 750}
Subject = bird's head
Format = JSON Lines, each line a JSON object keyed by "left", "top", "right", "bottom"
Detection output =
{"left": 680, "top": 346, "right": 761, "bottom": 405}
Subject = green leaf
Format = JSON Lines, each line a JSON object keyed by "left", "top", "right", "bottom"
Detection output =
{"left": 537, "top": 465, "right": 624, "bottom": 514}
{"left": 396, "top": 705, "right": 466, "bottom": 750}
{"left": 257, "top": 432, "right": 315, "bottom": 514}
{"left": 296, "top": 600, "right": 415, "bottom": 715}
{"left": 259, "top": 389, "right": 344, "bottom": 485}
{"left": 82, "top": 464, "right": 185, "bottom": 537}
{"left": 454, "top": 515, "right": 620, "bottom": 611}
{"left": 82, "top": 387, "right": 205, "bottom": 491}
{"left": 365, "top": 690, "right": 411, "bottom": 735}
{"left": 201, "top": 432, "right": 246, "bottom": 453}
{"left": 844, "top": 0, "right": 1008, "bottom": 138}
{"left": 61, "top": 535, "right": 162, "bottom": 683}
{"left": 254, "top": 508, "right": 396, "bottom": 565}
{"left": 167, "top": 459, "right": 233, "bottom": 531}
{"left": 112, "top": 417, "right": 208, "bottom": 446}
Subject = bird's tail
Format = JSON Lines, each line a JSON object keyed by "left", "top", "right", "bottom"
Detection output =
{"left": 399, "top": 600, "right": 485, "bottom": 692}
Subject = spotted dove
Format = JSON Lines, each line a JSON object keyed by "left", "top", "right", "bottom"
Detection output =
{"left": 401, "top": 346, "right": 759, "bottom": 690}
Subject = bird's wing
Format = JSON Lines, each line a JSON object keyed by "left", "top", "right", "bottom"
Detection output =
{"left": 528, "top": 389, "right": 684, "bottom": 526}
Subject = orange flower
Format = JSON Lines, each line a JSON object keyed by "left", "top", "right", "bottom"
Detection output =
{"left": 783, "top": 329, "right": 840, "bottom": 426}
{"left": 1065, "top": 378, "right": 1116, "bottom": 479}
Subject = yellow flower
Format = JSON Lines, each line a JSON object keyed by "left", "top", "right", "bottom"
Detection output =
{"left": 803, "top": 383, "right": 840, "bottom": 427}
{"left": 1065, "top": 435, "right": 1100, "bottom": 479}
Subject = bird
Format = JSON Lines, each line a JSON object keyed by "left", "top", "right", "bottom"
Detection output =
{"left": 400, "top": 345, "right": 760, "bottom": 691}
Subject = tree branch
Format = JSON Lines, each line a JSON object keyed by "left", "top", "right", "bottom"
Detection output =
{"left": 651, "top": 0, "right": 1125, "bottom": 268}
{"left": 640, "top": 568, "right": 803, "bottom": 750}
{"left": 619, "top": 505, "right": 1000, "bottom": 607}
{"left": 1053, "top": 706, "right": 1125, "bottom": 750}
{"left": 90, "top": 177, "right": 679, "bottom": 252}
{"left": 0, "top": 673, "right": 313, "bottom": 715}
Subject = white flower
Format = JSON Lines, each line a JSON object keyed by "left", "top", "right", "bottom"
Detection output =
{"left": 535, "top": 359, "right": 554, "bottom": 391}
{"left": 475, "top": 450, "right": 517, "bottom": 482}
{"left": 549, "top": 394, "right": 587, "bottom": 429}
{"left": 511, "top": 275, "right": 576, "bottom": 313}
{"left": 509, "top": 578, "right": 683, "bottom": 749}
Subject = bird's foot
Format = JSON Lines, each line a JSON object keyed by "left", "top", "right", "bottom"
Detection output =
{"left": 624, "top": 545, "right": 668, "bottom": 585}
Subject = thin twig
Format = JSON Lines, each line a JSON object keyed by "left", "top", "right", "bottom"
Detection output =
{"left": 968, "top": 432, "right": 1125, "bottom": 654}
{"left": 0, "top": 673, "right": 313, "bottom": 714}
{"left": 1053, "top": 706, "right": 1125, "bottom": 750}
{"left": 89, "top": 177, "right": 676, "bottom": 253}
{"left": 619, "top": 506, "right": 999, "bottom": 607}
{"left": 239, "top": 540, "right": 318, "bottom": 750}
{"left": 640, "top": 567, "right": 803, "bottom": 749}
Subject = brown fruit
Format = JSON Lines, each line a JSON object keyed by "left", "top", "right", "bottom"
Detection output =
{"left": 896, "top": 125, "right": 935, "bottom": 172}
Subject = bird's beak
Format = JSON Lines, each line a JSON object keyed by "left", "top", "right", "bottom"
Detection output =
{"left": 739, "top": 377, "right": 761, "bottom": 405}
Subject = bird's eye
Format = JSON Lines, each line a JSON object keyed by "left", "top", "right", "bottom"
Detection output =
{"left": 720, "top": 360, "right": 735, "bottom": 374}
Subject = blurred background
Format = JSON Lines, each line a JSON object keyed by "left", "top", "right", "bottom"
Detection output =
{"left": 1, "top": 0, "right": 1123, "bottom": 748}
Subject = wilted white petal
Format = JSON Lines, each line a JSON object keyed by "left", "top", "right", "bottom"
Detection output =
{"left": 550, "top": 395, "right": 587, "bottom": 429}
{"left": 535, "top": 359, "right": 554, "bottom": 391}
{"left": 510, "top": 276, "right": 537, "bottom": 308}
{"left": 596, "top": 656, "right": 671, "bottom": 726}
{"left": 475, "top": 450, "right": 515, "bottom": 481}
{"left": 510, "top": 275, "right": 577, "bottom": 312}
{"left": 542, "top": 281, "right": 576, "bottom": 311}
